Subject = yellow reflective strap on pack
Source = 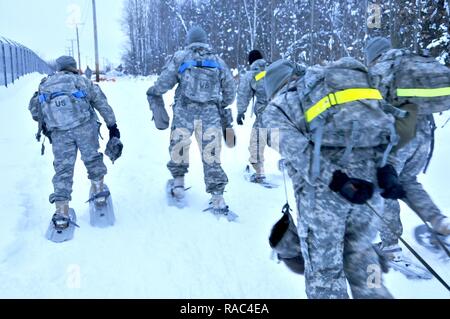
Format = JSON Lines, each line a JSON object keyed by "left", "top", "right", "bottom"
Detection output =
{"left": 334, "top": 87, "right": 383, "bottom": 104}
{"left": 305, "top": 88, "right": 383, "bottom": 123}
{"left": 255, "top": 71, "right": 266, "bottom": 81}
{"left": 397, "top": 87, "right": 450, "bottom": 98}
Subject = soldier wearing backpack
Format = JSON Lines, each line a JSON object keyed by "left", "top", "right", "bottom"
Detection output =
{"left": 365, "top": 37, "right": 450, "bottom": 262}
{"left": 262, "top": 58, "right": 394, "bottom": 299}
{"left": 146, "top": 26, "right": 236, "bottom": 216}
{"left": 236, "top": 50, "right": 270, "bottom": 183}
{"left": 28, "top": 56, "right": 121, "bottom": 241}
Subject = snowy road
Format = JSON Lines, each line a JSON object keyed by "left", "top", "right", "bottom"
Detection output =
{"left": 0, "top": 74, "right": 449, "bottom": 298}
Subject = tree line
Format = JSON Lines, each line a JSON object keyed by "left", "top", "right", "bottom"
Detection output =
{"left": 121, "top": 0, "right": 450, "bottom": 75}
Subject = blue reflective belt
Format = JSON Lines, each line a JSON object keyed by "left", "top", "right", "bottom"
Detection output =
{"left": 71, "top": 90, "right": 87, "bottom": 99}
{"left": 178, "top": 60, "right": 221, "bottom": 74}
{"left": 38, "top": 94, "right": 47, "bottom": 103}
{"left": 39, "top": 90, "right": 86, "bottom": 102}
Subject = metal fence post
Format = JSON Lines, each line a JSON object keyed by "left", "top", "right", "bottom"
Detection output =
{"left": 1, "top": 42, "right": 7, "bottom": 87}
{"left": 0, "top": 37, "right": 53, "bottom": 86}
{"left": 9, "top": 44, "right": 14, "bottom": 84}
{"left": 15, "top": 46, "right": 19, "bottom": 80}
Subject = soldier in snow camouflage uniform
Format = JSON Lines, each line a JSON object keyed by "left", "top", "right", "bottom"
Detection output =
{"left": 28, "top": 56, "right": 119, "bottom": 227}
{"left": 262, "top": 59, "right": 392, "bottom": 299}
{"left": 366, "top": 37, "right": 450, "bottom": 260}
{"left": 146, "top": 26, "right": 236, "bottom": 211}
{"left": 236, "top": 50, "right": 270, "bottom": 181}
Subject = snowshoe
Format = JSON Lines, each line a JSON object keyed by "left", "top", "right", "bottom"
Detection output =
{"left": 244, "top": 165, "right": 278, "bottom": 189}
{"left": 166, "top": 179, "right": 189, "bottom": 209}
{"left": 45, "top": 209, "right": 79, "bottom": 243}
{"left": 414, "top": 225, "right": 450, "bottom": 257}
{"left": 203, "top": 205, "right": 239, "bottom": 222}
{"left": 373, "top": 242, "right": 432, "bottom": 280}
{"left": 87, "top": 184, "right": 115, "bottom": 227}
{"left": 387, "top": 258, "right": 433, "bottom": 280}
{"left": 203, "top": 194, "right": 238, "bottom": 222}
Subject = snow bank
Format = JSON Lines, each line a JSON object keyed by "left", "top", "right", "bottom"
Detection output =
{"left": 0, "top": 74, "right": 448, "bottom": 298}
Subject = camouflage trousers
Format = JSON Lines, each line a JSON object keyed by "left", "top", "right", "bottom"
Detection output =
{"left": 49, "top": 118, "right": 107, "bottom": 203}
{"left": 248, "top": 114, "right": 270, "bottom": 172}
{"left": 295, "top": 160, "right": 392, "bottom": 299}
{"left": 381, "top": 116, "right": 442, "bottom": 246}
{"left": 167, "top": 102, "right": 228, "bottom": 194}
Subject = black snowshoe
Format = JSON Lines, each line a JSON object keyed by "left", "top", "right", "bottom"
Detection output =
{"left": 414, "top": 225, "right": 450, "bottom": 258}
{"left": 203, "top": 195, "right": 238, "bottom": 222}
{"left": 87, "top": 184, "right": 115, "bottom": 227}
{"left": 373, "top": 242, "right": 432, "bottom": 280}
{"left": 244, "top": 165, "right": 278, "bottom": 189}
{"left": 45, "top": 209, "right": 79, "bottom": 243}
{"left": 203, "top": 205, "right": 239, "bottom": 222}
{"left": 166, "top": 179, "right": 190, "bottom": 209}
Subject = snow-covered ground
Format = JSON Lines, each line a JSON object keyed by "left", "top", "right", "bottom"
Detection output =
{"left": 0, "top": 73, "right": 449, "bottom": 298}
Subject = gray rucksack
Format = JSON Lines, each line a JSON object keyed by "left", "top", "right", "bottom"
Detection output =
{"left": 296, "top": 57, "right": 397, "bottom": 180}
{"left": 378, "top": 49, "right": 450, "bottom": 114}
{"left": 178, "top": 49, "right": 222, "bottom": 104}
{"left": 38, "top": 73, "right": 93, "bottom": 130}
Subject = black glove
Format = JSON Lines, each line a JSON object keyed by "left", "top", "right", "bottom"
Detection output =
{"left": 377, "top": 165, "right": 406, "bottom": 199}
{"left": 329, "top": 170, "right": 374, "bottom": 204}
{"left": 237, "top": 113, "right": 245, "bottom": 125}
{"left": 108, "top": 123, "right": 121, "bottom": 139}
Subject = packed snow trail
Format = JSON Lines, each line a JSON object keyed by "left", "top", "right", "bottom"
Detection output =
{"left": 0, "top": 74, "right": 449, "bottom": 298}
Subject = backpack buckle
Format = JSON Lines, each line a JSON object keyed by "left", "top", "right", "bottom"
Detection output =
{"left": 327, "top": 92, "right": 338, "bottom": 106}
{"left": 39, "top": 93, "right": 48, "bottom": 103}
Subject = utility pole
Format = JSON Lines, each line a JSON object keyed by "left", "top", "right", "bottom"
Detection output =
{"left": 76, "top": 24, "right": 82, "bottom": 74}
{"left": 92, "top": 0, "right": 100, "bottom": 82}
{"left": 68, "top": 39, "right": 76, "bottom": 57}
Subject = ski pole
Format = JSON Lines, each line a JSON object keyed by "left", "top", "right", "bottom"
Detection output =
{"left": 366, "top": 202, "right": 450, "bottom": 292}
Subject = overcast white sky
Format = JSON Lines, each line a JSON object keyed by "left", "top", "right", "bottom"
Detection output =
{"left": 0, "top": 0, "right": 126, "bottom": 69}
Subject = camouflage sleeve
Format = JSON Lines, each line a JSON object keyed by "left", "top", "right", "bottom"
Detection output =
{"left": 28, "top": 91, "right": 40, "bottom": 122}
{"left": 262, "top": 92, "right": 311, "bottom": 178}
{"left": 236, "top": 71, "right": 254, "bottom": 114}
{"left": 146, "top": 53, "right": 180, "bottom": 97}
{"left": 218, "top": 58, "right": 236, "bottom": 107}
{"left": 88, "top": 81, "right": 117, "bottom": 127}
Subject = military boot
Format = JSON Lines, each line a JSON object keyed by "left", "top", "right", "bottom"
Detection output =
{"left": 171, "top": 176, "right": 185, "bottom": 200}
{"left": 52, "top": 201, "right": 70, "bottom": 230}
{"left": 431, "top": 215, "right": 450, "bottom": 236}
{"left": 90, "top": 177, "right": 108, "bottom": 207}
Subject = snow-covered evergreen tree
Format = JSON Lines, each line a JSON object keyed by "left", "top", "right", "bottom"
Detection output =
{"left": 121, "top": 0, "right": 450, "bottom": 75}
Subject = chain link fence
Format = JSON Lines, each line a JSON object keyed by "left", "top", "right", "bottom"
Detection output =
{"left": 1, "top": 36, "right": 53, "bottom": 87}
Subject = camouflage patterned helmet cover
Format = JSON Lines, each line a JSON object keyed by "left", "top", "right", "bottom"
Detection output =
{"left": 105, "top": 137, "right": 123, "bottom": 163}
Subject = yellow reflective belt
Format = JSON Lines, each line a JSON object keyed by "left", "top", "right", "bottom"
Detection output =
{"left": 255, "top": 71, "right": 266, "bottom": 81}
{"left": 397, "top": 87, "right": 450, "bottom": 98}
{"left": 305, "top": 88, "right": 383, "bottom": 123}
